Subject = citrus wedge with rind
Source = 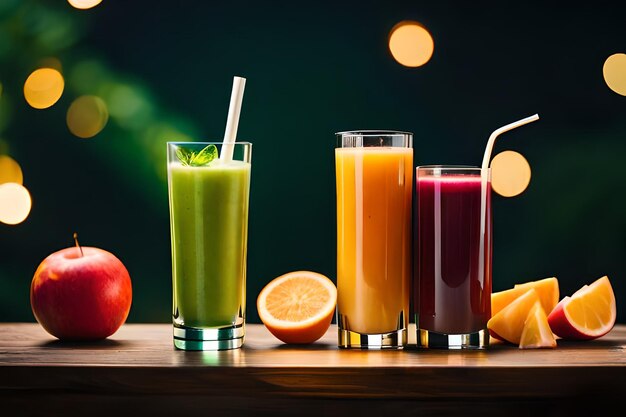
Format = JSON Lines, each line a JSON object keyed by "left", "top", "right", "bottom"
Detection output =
{"left": 547, "top": 276, "right": 616, "bottom": 340}
{"left": 519, "top": 301, "right": 557, "bottom": 349}
{"left": 257, "top": 270, "right": 337, "bottom": 344}
{"left": 487, "top": 288, "right": 540, "bottom": 344}
{"left": 492, "top": 277, "right": 559, "bottom": 316}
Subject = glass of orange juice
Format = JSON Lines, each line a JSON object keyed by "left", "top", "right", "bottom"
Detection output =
{"left": 335, "top": 130, "right": 413, "bottom": 349}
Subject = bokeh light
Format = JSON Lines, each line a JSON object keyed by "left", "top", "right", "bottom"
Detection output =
{"left": 0, "top": 155, "right": 23, "bottom": 185}
{"left": 107, "top": 84, "right": 153, "bottom": 129}
{"left": 388, "top": 21, "right": 434, "bottom": 67}
{"left": 491, "top": 150, "right": 532, "bottom": 197}
{"left": 603, "top": 53, "right": 626, "bottom": 96}
{"left": 23, "top": 68, "right": 64, "bottom": 109}
{"left": 69, "top": 60, "right": 109, "bottom": 92}
{"left": 38, "top": 57, "right": 63, "bottom": 72}
{"left": 0, "top": 182, "right": 32, "bottom": 225}
{"left": 67, "top": 0, "right": 103, "bottom": 10}
{"left": 66, "top": 95, "right": 109, "bottom": 138}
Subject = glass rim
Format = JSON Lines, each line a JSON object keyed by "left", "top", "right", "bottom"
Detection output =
{"left": 417, "top": 165, "right": 490, "bottom": 176}
{"left": 417, "top": 165, "right": 485, "bottom": 170}
{"left": 335, "top": 130, "right": 413, "bottom": 137}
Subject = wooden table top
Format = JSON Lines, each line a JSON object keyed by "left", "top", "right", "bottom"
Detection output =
{"left": 2, "top": 322, "right": 625, "bottom": 417}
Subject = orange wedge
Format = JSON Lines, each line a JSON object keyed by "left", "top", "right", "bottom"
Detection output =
{"left": 492, "top": 287, "right": 526, "bottom": 316}
{"left": 519, "top": 301, "right": 557, "bottom": 349}
{"left": 487, "top": 288, "right": 539, "bottom": 344}
{"left": 514, "top": 277, "right": 559, "bottom": 315}
{"left": 257, "top": 270, "right": 337, "bottom": 344}
{"left": 492, "top": 277, "right": 559, "bottom": 316}
{"left": 547, "top": 276, "right": 616, "bottom": 340}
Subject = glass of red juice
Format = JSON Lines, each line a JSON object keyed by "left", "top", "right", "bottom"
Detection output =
{"left": 414, "top": 165, "right": 492, "bottom": 349}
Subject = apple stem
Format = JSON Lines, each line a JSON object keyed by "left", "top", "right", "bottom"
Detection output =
{"left": 73, "top": 232, "right": 84, "bottom": 257}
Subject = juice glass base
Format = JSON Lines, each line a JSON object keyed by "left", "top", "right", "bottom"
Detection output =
{"left": 338, "top": 328, "right": 406, "bottom": 349}
{"left": 173, "top": 323, "right": 244, "bottom": 351}
{"left": 416, "top": 328, "right": 489, "bottom": 350}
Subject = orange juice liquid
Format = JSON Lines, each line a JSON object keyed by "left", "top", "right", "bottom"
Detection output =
{"left": 335, "top": 147, "right": 413, "bottom": 334}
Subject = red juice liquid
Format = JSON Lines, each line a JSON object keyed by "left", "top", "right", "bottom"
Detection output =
{"left": 415, "top": 173, "right": 492, "bottom": 334}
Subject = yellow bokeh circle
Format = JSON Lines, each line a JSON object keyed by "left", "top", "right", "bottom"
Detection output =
{"left": 0, "top": 155, "right": 23, "bottom": 185}
{"left": 23, "top": 68, "right": 65, "bottom": 109}
{"left": 603, "top": 53, "right": 626, "bottom": 96}
{"left": 67, "top": 0, "right": 103, "bottom": 9}
{"left": 66, "top": 95, "right": 109, "bottom": 138}
{"left": 491, "top": 150, "right": 532, "bottom": 197}
{"left": 388, "top": 21, "right": 434, "bottom": 67}
{"left": 0, "top": 182, "right": 32, "bottom": 225}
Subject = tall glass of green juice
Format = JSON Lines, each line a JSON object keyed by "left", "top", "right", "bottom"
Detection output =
{"left": 167, "top": 142, "right": 252, "bottom": 350}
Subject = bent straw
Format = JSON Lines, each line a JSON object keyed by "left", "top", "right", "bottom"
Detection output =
{"left": 481, "top": 114, "right": 539, "bottom": 172}
{"left": 479, "top": 114, "right": 540, "bottom": 287}
{"left": 220, "top": 76, "right": 247, "bottom": 162}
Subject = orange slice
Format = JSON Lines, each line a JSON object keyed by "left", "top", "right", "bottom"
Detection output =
{"left": 492, "top": 287, "right": 526, "bottom": 316}
{"left": 519, "top": 301, "right": 557, "bottom": 349}
{"left": 257, "top": 270, "right": 337, "bottom": 344}
{"left": 492, "top": 277, "right": 559, "bottom": 316}
{"left": 487, "top": 288, "right": 539, "bottom": 344}
{"left": 514, "top": 277, "right": 559, "bottom": 315}
{"left": 547, "top": 276, "right": 616, "bottom": 340}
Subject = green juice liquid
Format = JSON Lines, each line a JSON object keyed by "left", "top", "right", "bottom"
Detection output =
{"left": 168, "top": 160, "right": 251, "bottom": 328}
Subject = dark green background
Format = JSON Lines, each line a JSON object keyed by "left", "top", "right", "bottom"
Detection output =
{"left": 1, "top": 1, "right": 625, "bottom": 325}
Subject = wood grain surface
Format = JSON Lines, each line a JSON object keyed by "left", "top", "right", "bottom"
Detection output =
{"left": 1, "top": 323, "right": 625, "bottom": 417}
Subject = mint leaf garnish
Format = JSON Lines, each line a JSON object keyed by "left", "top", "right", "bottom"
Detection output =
{"left": 190, "top": 144, "right": 218, "bottom": 166}
{"left": 175, "top": 144, "right": 218, "bottom": 167}
{"left": 176, "top": 147, "right": 192, "bottom": 166}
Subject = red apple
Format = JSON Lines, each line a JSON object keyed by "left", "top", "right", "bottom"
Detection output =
{"left": 30, "top": 244, "right": 132, "bottom": 341}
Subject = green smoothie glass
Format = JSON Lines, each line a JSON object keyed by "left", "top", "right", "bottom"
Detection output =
{"left": 167, "top": 141, "right": 252, "bottom": 350}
